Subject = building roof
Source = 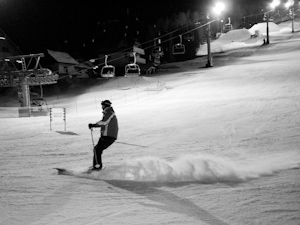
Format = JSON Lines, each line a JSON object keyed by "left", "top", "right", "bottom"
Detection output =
{"left": 47, "top": 49, "right": 79, "bottom": 65}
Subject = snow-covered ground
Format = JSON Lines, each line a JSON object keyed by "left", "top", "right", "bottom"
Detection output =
{"left": 1, "top": 20, "right": 300, "bottom": 225}
{"left": 197, "top": 21, "right": 300, "bottom": 55}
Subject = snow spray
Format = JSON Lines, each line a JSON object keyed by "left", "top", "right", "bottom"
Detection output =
{"left": 96, "top": 153, "right": 300, "bottom": 182}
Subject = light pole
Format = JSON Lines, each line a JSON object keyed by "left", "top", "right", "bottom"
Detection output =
{"left": 206, "top": 2, "right": 225, "bottom": 67}
{"left": 206, "top": 13, "right": 213, "bottom": 67}
{"left": 285, "top": 1, "right": 295, "bottom": 33}
{"left": 266, "top": 0, "right": 280, "bottom": 45}
{"left": 220, "top": 20, "right": 224, "bottom": 33}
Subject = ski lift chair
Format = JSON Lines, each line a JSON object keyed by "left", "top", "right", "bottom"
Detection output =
{"left": 172, "top": 35, "right": 186, "bottom": 55}
{"left": 124, "top": 52, "right": 141, "bottom": 77}
{"left": 223, "top": 24, "right": 233, "bottom": 33}
{"left": 101, "top": 55, "right": 115, "bottom": 78}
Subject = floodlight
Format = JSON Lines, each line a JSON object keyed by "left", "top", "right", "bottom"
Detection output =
{"left": 285, "top": 0, "right": 294, "bottom": 8}
{"left": 213, "top": 2, "right": 225, "bottom": 15}
{"left": 270, "top": 0, "right": 280, "bottom": 9}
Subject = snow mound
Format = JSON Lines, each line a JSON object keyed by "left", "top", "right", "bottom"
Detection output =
{"left": 248, "top": 22, "right": 280, "bottom": 35}
{"left": 196, "top": 28, "right": 262, "bottom": 55}
{"left": 288, "top": 21, "right": 300, "bottom": 29}
{"left": 219, "top": 29, "right": 251, "bottom": 42}
{"left": 279, "top": 21, "right": 300, "bottom": 33}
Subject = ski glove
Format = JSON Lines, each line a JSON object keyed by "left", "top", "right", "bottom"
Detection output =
{"left": 88, "top": 123, "right": 100, "bottom": 129}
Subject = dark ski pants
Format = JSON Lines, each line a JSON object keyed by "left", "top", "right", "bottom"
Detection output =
{"left": 93, "top": 136, "right": 116, "bottom": 169}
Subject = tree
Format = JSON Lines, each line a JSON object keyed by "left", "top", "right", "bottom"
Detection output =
{"left": 155, "top": 10, "right": 204, "bottom": 62}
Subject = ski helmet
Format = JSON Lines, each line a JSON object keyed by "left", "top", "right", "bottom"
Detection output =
{"left": 101, "top": 100, "right": 112, "bottom": 107}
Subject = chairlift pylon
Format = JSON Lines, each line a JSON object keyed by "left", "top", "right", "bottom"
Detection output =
{"left": 223, "top": 24, "right": 233, "bottom": 33}
{"left": 152, "top": 38, "right": 164, "bottom": 58}
{"left": 124, "top": 52, "right": 141, "bottom": 77}
{"left": 152, "top": 46, "right": 164, "bottom": 58}
{"left": 172, "top": 35, "right": 186, "bottom": 55}
{"left": 223, "top": 17, "right": 233, "bottom": 33}
{"left": 100, "top": 55, "right": 115, "bottom": 78}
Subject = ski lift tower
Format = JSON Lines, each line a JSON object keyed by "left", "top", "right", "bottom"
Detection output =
{"left": 0, "top": 53, "right": 58, "bottom": 109}
{"left": 206, "top": 2, "right": 225, "bottom": 67}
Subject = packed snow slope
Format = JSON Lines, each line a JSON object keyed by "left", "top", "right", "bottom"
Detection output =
{"left": 0, "top": 20, "right": 300, "bottom": 225}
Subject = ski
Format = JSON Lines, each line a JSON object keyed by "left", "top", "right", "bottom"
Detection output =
{"left": 82, "top": 167, "right": 106, "bottom": 174}
{"left": 54, "top": 167, "right": 105, "bottom": 176}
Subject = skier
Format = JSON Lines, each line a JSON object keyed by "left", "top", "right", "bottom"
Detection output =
{"left": 88, "top": 100, "right": 118, "bottom": 171}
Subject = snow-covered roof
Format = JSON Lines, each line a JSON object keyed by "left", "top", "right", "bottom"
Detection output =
{"left": 47, "top": 49, "right": 79, "bottom": 65}
{"left": 76, "top": 61, "right": 94, "bottom": 69}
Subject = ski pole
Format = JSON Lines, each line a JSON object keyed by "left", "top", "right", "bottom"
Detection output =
{"left": 115, "top": 141, "right": 148, "bottom": 148}
{"left": 90, "top": 128, "right": 99, "bottom": 166}
{"left": 90, "top": 128, "right": 95, "bottom": 147}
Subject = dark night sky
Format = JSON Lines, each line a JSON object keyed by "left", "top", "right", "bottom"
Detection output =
{"left": 0, "top": 0, "right": 268, "bottom": 57}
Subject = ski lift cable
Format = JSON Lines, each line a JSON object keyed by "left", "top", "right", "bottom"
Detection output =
{"left": 56, "top": 54, "right": 131, "bottom": 80}
{"left": 92, "top": 19, "right": 205, "bottom": 62}
{"left": 93, "top": 20, "right": 212, "bottom": 63}
{"left": 56, "top": 20, "right": 215, "bottom": 81}
{"left": 238, "top": 6, "right": 290, "bottom": 21}
{"left": 88, "top": 21, "right": 198, "bottom": 63}
{"left": 57, "top": 20, "right": 215, "bottom": 80}
{"left": 144, "top": 20, "right": 215, "bottom": 50}
{"left": 240, "top": 12, "right": 266, "bottom": 19}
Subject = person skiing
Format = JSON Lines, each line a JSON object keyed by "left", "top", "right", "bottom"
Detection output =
{"left": 88, "top": 100, "right": 118, "bottom": 171}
